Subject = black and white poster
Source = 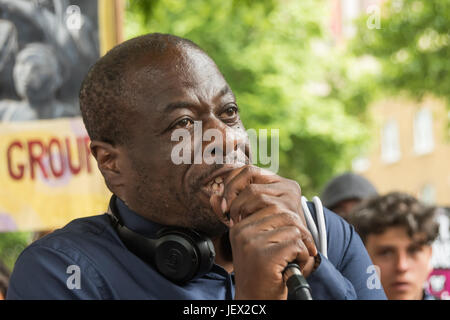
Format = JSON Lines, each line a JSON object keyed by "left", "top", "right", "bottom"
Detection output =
{"left": 0, "top": 0, "right": 99, "bottom": 122}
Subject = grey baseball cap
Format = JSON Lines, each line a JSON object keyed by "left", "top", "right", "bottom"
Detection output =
{"left": 320, "top": 172, "right": 378, "bottom": 209}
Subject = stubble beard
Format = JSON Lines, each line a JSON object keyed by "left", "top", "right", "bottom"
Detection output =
{"left": 132, "top": 166, "right": 228, "bottom": 239}
{"left": 184, "top": 200, "right": 229, "bottom": 239}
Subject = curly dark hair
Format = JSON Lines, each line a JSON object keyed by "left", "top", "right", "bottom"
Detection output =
{"left": 79, "top": 33, "right": 202, "bottom": 146}
{"left": 348, "top": 191, "right": 439, "bottom": 244}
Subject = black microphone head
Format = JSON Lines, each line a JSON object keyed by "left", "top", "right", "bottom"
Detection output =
{"left": 284, "top": 263, "right": 313, "bottom": 300}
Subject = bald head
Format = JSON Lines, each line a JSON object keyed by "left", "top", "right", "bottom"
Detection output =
{"left": 81, "top": 33, "right": 243, "bottom": 236}
{"left": 79, "top": 33, "right": 210, "bottom": 145}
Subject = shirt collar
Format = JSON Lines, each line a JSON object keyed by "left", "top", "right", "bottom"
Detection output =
{"left": 115, "top": 196, "right": 164, "bottom": 238}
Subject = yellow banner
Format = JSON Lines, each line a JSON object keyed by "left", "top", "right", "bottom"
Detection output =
{"left": 0, "top": 117, "right": 110, "bottom": 231}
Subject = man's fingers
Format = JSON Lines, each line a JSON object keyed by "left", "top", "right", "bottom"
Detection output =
{"left": 263, "top": 233, "right": 311, "bottom": 271}
{"left": 222, "top": 165, "right": 280, "bottom": 212}
{"left": 228, "top": 184, "right": 285, "bottom": 222}
{"left": 230, "top": 207, "right": 317, "bottom": 257}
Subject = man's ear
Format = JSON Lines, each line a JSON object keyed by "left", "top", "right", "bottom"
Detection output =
{"left": 90, "top": 140, "right": 123, "bottom": 191}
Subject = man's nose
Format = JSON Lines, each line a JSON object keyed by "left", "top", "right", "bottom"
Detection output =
{"left": 201, "top": 120, "right": 248, "bottom": 164}
{"left": 395, "top": 251, "right": 411, "bottom": 273}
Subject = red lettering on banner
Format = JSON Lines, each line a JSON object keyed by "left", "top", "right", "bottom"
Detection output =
{"left": 7, "top": 141, "right": 25, "bottom": 180}
{"left": 66, "top": 137, "right": 82, "bottom": 175}
{"left": 48, "top": 138, "right": 65, "bottom": 178}
{"left": 84, "top": 136, "right": 92, "bottom": 173}
{"left": 28, "top": 140, "right": 48, "bottom": 180}
{"left": 5, "top": 136, "right": 93, "bottom": 181}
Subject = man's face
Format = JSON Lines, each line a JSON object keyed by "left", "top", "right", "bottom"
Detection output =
{"left": 365, "top": 226, "right": 433, "bottom": 300}
{"left": 115, "top": 45, "right": 249, "bottom": 238}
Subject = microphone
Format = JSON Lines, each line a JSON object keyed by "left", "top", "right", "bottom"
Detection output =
{"left": 283, "top": 263, "right": 313, "bottom": 300}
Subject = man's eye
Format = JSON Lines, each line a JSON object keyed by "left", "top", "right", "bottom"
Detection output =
{"left": 220, "top": 105, "right": 238, "bottom": 119}
{"left": 378, "top": 249, "right": 393, "bottom": 257}
{"left": 408, "top": 246, "right": 422, "bottom": 255}
{"left": 174, "top": 118, "right": 194, "bottom": 129}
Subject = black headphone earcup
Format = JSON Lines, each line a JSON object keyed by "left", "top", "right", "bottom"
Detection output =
{"left": 154, "top": 229, "right": 215, "bottom": 284}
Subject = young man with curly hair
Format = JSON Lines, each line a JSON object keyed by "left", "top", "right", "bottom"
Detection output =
{"left": 348, "top": 192, "right": 439, "bottom": 300}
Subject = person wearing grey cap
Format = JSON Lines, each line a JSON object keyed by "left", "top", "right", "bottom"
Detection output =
{"left": 320, "top": 172, "right": 378, "bottom": 221}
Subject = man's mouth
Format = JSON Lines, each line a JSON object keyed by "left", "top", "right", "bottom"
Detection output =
{"left": 390, "top": 280, "right": 412, "bottom": 292}
{"left": 200, "top": 172, "right": 227, "bottom": 198}
{"left": 198, "top": 164, "right": 243, "bottom": 197}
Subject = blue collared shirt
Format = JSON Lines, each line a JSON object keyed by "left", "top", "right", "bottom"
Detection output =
{"left": 7, "top": 198, "right": 386, "bottom": 300}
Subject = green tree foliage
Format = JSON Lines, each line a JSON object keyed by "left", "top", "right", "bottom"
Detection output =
{"left": 352, "top": 0, "right": 450, "bottom": 106}
{"left": 125, "top": 0, "right": 370, "bottom": 196}
{"left": 0, "top": 232, "right": 32, "bottom": 271}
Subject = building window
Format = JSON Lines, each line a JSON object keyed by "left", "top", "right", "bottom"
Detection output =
{"left": 352, "top": 156, "right": 371, "bottom": 172}
{"left": 420, "top": 184, "right": 436, "bottom": 205}
{"left": 413, "top": 108, "right": 434, "bottom": 155}
{"left": 341, "top": 0, "right": 362, "bottom": 38}
{"left": 381, "top": 119, "right": 401, "bottom": 163}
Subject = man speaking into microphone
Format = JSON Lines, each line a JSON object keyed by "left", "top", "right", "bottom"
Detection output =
{"left": 7, "top": 33, "right": 386, "bottom": 300}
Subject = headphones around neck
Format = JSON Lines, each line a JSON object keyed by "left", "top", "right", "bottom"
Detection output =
{"left": 108, "top": 195, "right": 216, "bottom": 284}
